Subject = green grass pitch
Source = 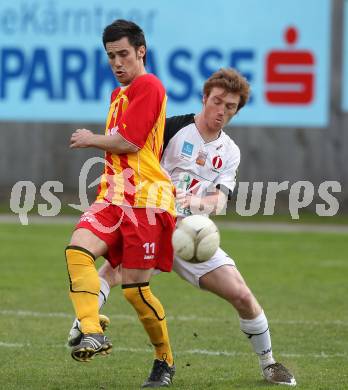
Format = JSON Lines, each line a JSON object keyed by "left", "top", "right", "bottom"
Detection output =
{"left": 0, "top": 223, "right": 347, "bottom": 389}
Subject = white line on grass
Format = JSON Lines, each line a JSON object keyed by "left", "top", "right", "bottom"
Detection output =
{"left": 0, "top": 342, "right": 27, "bottom": 348}
{"left": 1, "top": 309, "right": 347, "bottom": 327}
{"left": 0, "top": 342, "right": 346, "bottom": 359}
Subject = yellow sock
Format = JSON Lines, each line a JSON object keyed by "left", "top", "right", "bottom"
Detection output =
{"left": 123, "top": 283, "right": 174, "bottom": 366}
{"left": 65, "top": 245, "right": 102, "bottom": 334}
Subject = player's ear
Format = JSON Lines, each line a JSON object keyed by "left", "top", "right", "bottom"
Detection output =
{"left": 202, "top": 94, "right": 207, "bottom": 106}
{"left": 137, "top": 46, "right": 146, "bottom": 61}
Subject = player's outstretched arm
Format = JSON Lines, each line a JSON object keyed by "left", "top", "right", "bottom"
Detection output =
{"left": 177, "top": 188, "right": 228, "bottom": 215}
{"left": 70, "top": 128, "right": 139, "bottom": 154}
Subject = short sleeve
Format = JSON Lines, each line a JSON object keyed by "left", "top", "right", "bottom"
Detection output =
{"left": 117, "top": 75, "right": 165, "bottom": 149}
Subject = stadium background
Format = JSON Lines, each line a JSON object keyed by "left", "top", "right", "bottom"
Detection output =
{"left": 0, "top": 0, "right": 347, "bottom": 217}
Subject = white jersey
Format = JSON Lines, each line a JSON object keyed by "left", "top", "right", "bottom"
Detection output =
{"left": 161, "top": 114, "right": 240, "bottom": 216}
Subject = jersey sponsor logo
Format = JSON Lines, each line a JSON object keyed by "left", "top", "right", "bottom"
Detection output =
{"left": 212, "top": 155, "right": 223, "bottom": 171}
{"left": 195, "top": 150, "right": 208, "bottom": 166}
{"left": 181, "top": 141, "right": 194, "bottom": 157}
{"left": 188, "top": 178, "right": 200, "bottom": 193}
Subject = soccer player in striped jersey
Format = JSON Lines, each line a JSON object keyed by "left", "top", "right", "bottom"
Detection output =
{"left": 65, "top": 19, "right": 176, "bottom": 387}
{"left": 69, "top": 68, "right": 296, "bottom": 386}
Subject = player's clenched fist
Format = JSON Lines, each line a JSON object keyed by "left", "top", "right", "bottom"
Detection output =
{"left": 70, "top": 129, "right": 95, "bottom": 149}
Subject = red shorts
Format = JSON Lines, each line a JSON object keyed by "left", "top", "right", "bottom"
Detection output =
{"left": 76, "top": 203, "right": 176, "bottom": 272}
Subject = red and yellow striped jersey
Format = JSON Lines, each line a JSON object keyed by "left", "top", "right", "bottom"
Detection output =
{"left": 96, "top": 74, "right": 175, "bottom": 216}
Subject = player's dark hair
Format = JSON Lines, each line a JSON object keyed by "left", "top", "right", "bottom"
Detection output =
{"left": 203, "top": 68, "right": 250, "bottom": 112}
{"left": 102, "top": 19, "right": 147, "bottom": 65}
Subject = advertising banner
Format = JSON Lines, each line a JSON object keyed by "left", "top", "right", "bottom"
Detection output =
{"left": 0, "top": 0, "right": 331, "bottom": 126}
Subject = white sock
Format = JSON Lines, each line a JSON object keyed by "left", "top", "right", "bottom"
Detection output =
{"left": 98, "top": 277, "right": 110, "bottom": 310}
{"left": 239, "top": 311, "right": 276, "bottom": 368}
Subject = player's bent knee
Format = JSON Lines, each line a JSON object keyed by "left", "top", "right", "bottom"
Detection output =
{"left": 69, "top": 228, "right": 107, "bottom": 258}
{"left": 65, "top": 245, "right": 100, "bottom": 295}
{"left": 231, "top": 288, "right": 255, "bottom": 311}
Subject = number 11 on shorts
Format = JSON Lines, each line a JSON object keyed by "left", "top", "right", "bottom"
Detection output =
{"left": 143, "top": 242, "right": 155, "bottom": 260}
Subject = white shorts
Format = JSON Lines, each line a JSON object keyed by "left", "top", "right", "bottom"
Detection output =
{"left": 172, "top": 247, "right": 236, "bottom": 288}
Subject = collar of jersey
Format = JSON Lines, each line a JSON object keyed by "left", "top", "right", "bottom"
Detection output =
{"left": 193, "top": 123, "right": 223, "bottom": 145}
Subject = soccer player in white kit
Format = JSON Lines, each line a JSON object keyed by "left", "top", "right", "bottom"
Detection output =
{"left": 69, "top": 68, "right": 296, "bottom": 387}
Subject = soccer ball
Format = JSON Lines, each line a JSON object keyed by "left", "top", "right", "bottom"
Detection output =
{"left": 172, "top": 215, "right": 220, "bottom": 263}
